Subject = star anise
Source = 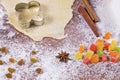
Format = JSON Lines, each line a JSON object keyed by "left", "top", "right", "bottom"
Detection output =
{"left": 56, "top": 51, "right": 71, "bottom": 63}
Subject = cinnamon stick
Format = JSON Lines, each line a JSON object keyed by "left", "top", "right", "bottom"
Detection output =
{"left": 82, "top": 0, "right": 99, "bottom": 22}
{"left": 78, "top": 6, "right": 99, "bottom": 37}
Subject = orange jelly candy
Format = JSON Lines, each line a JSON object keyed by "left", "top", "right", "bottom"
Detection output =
{"left": 109, "top": 51, "right": 119, "bottom": 57}
{"left": 104, "top": 32, "right": 111, "bottom": 39}
{"left": 90, "top": 54, "right": 99, "bottom": 63}
{"left": 95, "top": 39, "right": 104, "bottom": 51}
{"left": 117, "top": 54, "right": 120, "bottom": 61}
{"left": 79, "top": 45, "right": 85, "bottom": 53}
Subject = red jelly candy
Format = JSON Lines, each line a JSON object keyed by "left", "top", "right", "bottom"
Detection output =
{"left": 110, "top": 57, "right": 117, "bottom": 63}
{"left": 83, "top": 58, "right": 90, "bottom": 64}
{"left": 89, "top": 44, "right": 97, "bottom": 52}
{"left": 102, "top": 54, "right": 107, "bottom": 62}
{"left": 104, "top": 43, "right": 110, "bottom": 50}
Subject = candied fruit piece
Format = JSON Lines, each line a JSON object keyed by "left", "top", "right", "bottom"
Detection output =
{"left": 0, "top": 47, "right": 8, "bottom": 54}
{"left": 109, "top": 45, "right": 115, "bottom": 51}
{"left": 95, "top": 39, "right": 104, "bottom": 51}
{"left": 109, "top": 40, "right": 117, "bottom": 51}
{"left": 104, "top": 43, "right": 110, "bottom": 50}
{"left": 102, "top": 54, "right": 107, "bottom": 62}
{"left": 6, "top": 73, "right": 12, "bottom": 78}
{"left": 89, "top": 44, "right": 97, "bottom": 52}
{"left": 84, "top": 50, "right": 94, "bottom": 59}
{"left": 111, "top": 40, "right": 117, "bottom": 46}
{"left": 8, "top": 67, "right": 15, "bottom": 73}
{"left": 90, "top": 54, "right": 99, "bottom": 63}
{"left": 109, "top": 51, "right": 119, "bottom": 57}
{"left": 83, "top": 58, "right": 90, "bottom": 64}
{"left": 0, "top": 60, "right": 3, "bottom": 65}
{"left": 104, "top": 32, "right": 111, "bottom": 39}
{"left": 79, "top": 45, "right": 85, "bottom": 53}
{"left": 17, "top": 59, "right": 24, "bottom": 66}
{"left": 110, "top": 57, "right": 117, "bottom": 63}
{"left": 117, "top": 54, "right": 120, "bottom": 61}
{"left": 31, "top": 50, "right": 37, "bottom": 55}
{"left": 115, "top": 46, "right": 120, "bottom": 53}
{"left": 30, "top": 58, "right": 37, "bottom": 63}
{"left": 9, "top": 58, "right": 15, "bottom": 63}
{"left": 36, "top": 68, "right": 42, "bottom": 74}
{"left": 75, "top": 52, "right": 82, "bottom": 60}
{"left": 97, "top": 51, "right": 103, "bottom": 57}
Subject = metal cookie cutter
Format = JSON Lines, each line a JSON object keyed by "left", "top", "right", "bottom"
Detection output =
{"left": 15, "top": 1, "right": 44, "bottom": 28}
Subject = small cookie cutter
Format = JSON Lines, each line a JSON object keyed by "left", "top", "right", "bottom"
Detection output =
{"left": 15, "top": 1, "right": 44, "bottom": 28}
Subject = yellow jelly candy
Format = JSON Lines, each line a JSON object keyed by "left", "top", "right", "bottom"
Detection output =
{"left": 84, "top": 50, "right": 94, "bottom": 59}
{"left": 111, "top": 40, "right": 117, "bottom": 46}
{"left": 90, "top": 54, "right": 99, "bottom": 63}
{"left": 109, "top": 40, "right": 117, "bottom": 51}
{"left": 109, "top": 45, "right": 115, "bottom": 51}
{"left": 79, "top": 45, "right": 85, "bottom": 53}
{"left": 95, "top": 39, "right": 104, "bottom": 51}
{"left": 75, "top": 52, "right": 82, "bottom": 60}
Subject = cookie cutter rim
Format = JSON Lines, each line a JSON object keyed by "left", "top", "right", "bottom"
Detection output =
{"left": 15, "top": 1, "right": 44, "bottom": 27}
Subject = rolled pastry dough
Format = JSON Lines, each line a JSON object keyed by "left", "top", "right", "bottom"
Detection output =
{"left": 0, "top": 0, "right": 74, "bottom": 41}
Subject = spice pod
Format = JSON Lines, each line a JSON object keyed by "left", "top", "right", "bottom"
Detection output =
{"left": 15, "top": 3, "right": 28, "bottom": 12}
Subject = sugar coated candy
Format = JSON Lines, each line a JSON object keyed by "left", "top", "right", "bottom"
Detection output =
{"left": 84, "top": 50, "right": 94, "bottom": 59}
{"left": 111, "top": 40, "right": 117, "bottom": 46}
{"left": 115, "top": 46, "right": 120, "bottom": 53}
{"left": 117, "top": 54, "right": 120, "bottom": 61}
{"left": 79, "top": 45, "right": 85, "bottom": 53}
{"left": 104, "top": 32, "right": 111, "bottom": 39}
{"left": 110, "top": 56, "right": 117, "bottom": 63}
{"left": 104, "top": 43, "right": 110, "bottom": 50}
{"left": 89, "top": 44, "right": 97, "bottom": 52}
{"left": 83, "top": 58, "right": 90, "bottom": 64}
{"left": 97, "top": 51, "right": 103, "bottom": 57}
{"left": 75, "top": 51, "right": 82, "bottom": 60}
{"left": 102, "top": 54, "right": 107, "bottom": 62}
{"left": 109, "top": 45, "right": 115, "bottom": 51}
{"left": 109, "top": 51, "right": 119, "bottom": 57}
{"left": 90, "top": 54, "right": 99, "bottom": 63}
{"left": 96, "top": 39, "right": 104, "bottom": 51}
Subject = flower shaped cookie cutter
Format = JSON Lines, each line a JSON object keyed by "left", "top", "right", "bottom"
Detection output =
{"left": 15, "top": 1, "right": 44, "bottom": 28}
